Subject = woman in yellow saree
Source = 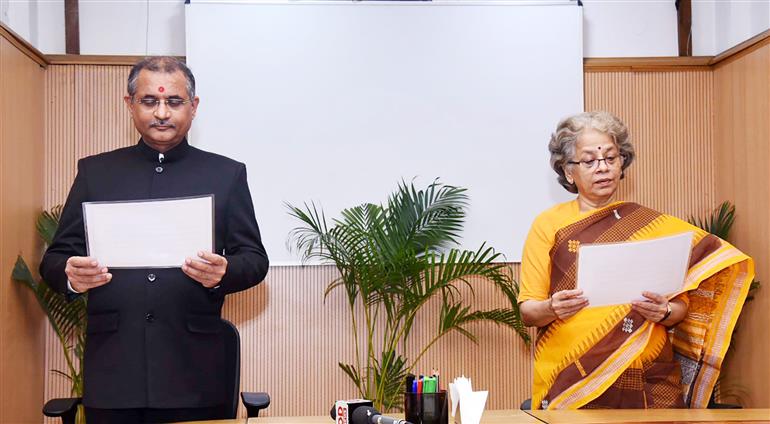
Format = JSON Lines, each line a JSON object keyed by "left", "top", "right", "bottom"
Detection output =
{"left": 518, "top": 111, "right": 754, "bottom": 410}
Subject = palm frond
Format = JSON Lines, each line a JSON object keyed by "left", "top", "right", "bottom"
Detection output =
{"left": 439, "top": 303, "right": 478, "bottom": 343}
{"left": 42, "top": 288, "right": 87, "bottom": 339}
{"left": 13, "top": 206, "right": 87, "bottom": 404}
{"left": 403, "top": 244, "right": 509, "bottom": 312}
{"left": 372, "top": 350, "right": 408, "bottom": 412}
{"left": 37, "top": 205, "right": 63, "bottom": 246}
{"left": 688, "top": 201, "right": 735, "bottom": 240}
{"left": 338, "top": 362, "right": 365, "bottom": 398}
{"left": 12, "top": 256, "right": 87, "bottom": 341}
{"left": 390, "top": 179, "right": 468, "bottom": 252}
{"left": 12, "top": 256, "right": 39, "bottom": 292}
{"left": 286, "top": 201, "right": 332, "bottom": 263}
{"left": 438, "top": 302, "right": 529, "bottom": 345}
{"left": 746, "top": 280, "right": 761, "bottom": 302}
{"left": 50, "top": 369, "right": 74, "bottom": 382}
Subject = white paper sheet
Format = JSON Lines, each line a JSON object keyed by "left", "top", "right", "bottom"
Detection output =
{"left": 83, "top": 196, "right": 214, "bottom": 268}
{"left": 577, "top": 232, "right": 694, "bottom": 307}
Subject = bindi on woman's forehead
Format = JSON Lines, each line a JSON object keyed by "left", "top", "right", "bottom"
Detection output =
{"left": 158, "top": 86, "right": 165, "bottom": 93}
{"left": 597, "top": 146, "right": 601, "bottom": 150}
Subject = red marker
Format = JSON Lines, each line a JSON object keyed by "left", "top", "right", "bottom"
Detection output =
{"left": 158, "top": 86, "right": 165, "bottom": 93}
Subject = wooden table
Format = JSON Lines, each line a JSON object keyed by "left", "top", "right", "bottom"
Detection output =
{"left": 190, "top": 410, "right": 539, "bottom": 424}
{"left": 188, "top": 408, "right": 770, "bottom": 424}
{"left": 525, "top": 408, "right": 770, "bottom": 423}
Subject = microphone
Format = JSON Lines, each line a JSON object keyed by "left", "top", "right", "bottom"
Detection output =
{"left": 330, "top": 399, "right": 373, "bottom": 423}
{"left": 351, "top": 406, "right": 413, "bottom": 424}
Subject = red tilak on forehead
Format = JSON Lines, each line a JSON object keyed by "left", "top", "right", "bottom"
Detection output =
{"left": 158, "top": 86, "right": 165, "bottom": 93}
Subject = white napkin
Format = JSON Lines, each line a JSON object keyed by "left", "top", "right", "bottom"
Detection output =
{"left": 448, "top": 376, "right": 488, "bottom": 424}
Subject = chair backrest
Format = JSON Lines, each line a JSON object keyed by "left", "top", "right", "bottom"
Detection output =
{"left": 221, "top": 319, "right": 241, "bottom": 419}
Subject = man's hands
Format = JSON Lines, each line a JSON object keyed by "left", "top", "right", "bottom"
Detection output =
{"left": 65, "top": 251, "right": 228, "bottom": 293}
{"left": 182, "top": 251, "right": 228, "bottom": 288}
{"left": 65, "top": 256, "right": 111, "bottom": 293}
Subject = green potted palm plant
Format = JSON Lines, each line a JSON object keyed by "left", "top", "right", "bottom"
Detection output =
{"left": 12, "top": 206, "right": 87, "bottom": 424}
{"left": 287, "top": 179, "right": 529, "bottom": 411}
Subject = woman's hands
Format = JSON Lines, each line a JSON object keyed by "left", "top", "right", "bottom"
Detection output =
{"left": 632, "top": 291, "right": 687, "bottom": 326}
{"left": 520, "top": 289, "right": 589, "bottom": 327}
{"left": 631, "top": 291, "right": 669, "bottom": 322}
{"left": 522, "top": 290, "right": 688, "bottom": 328}
{"left": 550, "top": 289, "right": 590, "bottom": 320}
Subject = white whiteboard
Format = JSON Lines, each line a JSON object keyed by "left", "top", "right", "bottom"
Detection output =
{"left": 186, "top": 1, "right": 582, "bottom": 265}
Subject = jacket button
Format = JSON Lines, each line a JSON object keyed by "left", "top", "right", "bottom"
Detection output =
{"left": 145, "top": 313, "right": 154, "bottom": 322}
{"left": 147, "top": 273, "right": 156, "bottom": 282}
{"left": 155, "top": 166, "right": 163, "bottom": 173}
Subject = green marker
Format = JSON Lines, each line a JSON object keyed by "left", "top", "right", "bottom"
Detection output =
{"left": 423, "top": 376, "right": 437, "bottom": 393}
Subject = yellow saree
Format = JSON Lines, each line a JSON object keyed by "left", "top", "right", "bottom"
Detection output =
{"left": 521, "top": 201, "right": 754, "bottom": 410}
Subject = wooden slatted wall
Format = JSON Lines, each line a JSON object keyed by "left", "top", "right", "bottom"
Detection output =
{"left": 584, "top": 69, "right": 715, "bottom": 219}
{"left": 713, "top": 40, "right": 770, "bottom": 408}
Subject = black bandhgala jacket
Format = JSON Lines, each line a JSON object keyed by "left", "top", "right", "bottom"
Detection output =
{"left": 40, "top": 138, "right": 269, "bottom": 409}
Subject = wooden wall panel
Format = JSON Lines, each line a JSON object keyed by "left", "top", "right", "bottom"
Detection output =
{"left": 42, "top": 65, "right": 137, "bottom": 423}
{"left": 584, "top": 70, "right": 715, "bottom": 220}
{"left": 43, "top": 64, "right": 136, "bottom": 209}
{"left": 72, "top": 65, "right": 136, "bottom": 162}
{"left": 42, "top": 65, "right": 76, "bottom": 419}
{"left": 44, "top": 66, "right": 75, "bottom": 210}
{"left": 713, "top": 42, "right": 770, "bottom": 408}
{"left": 0, "top": 36, "right": 46, "bottom": 423}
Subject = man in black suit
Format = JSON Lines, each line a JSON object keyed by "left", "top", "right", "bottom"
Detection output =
{"left": 40, "top": 57, "right": 269, "bottom": 423}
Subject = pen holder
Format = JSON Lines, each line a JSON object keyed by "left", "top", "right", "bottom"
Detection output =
{"left": 404, "top": 391, "right": 448, "bottom": 424}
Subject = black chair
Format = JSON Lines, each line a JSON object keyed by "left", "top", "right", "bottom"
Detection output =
{"left": 43, "top": 319, "right": 270, "bottom": 423}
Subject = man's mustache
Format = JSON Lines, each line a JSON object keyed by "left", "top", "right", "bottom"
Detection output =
{"left": 150, "top": 121, "right": 176, "bottom": 128}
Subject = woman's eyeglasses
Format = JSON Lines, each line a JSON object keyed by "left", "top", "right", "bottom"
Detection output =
{"left": 567, "top": 155, "right": 622, "bottom": 170}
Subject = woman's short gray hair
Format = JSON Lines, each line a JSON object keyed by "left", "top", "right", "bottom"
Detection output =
{"left": 548, "top": 111, "right": 635, "bottom": 193}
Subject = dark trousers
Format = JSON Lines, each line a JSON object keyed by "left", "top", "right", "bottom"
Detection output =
{"left": 85, "top": 405, "right": 224, "bottom": 424}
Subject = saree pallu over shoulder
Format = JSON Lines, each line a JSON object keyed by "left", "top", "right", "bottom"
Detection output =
{"left": 531, "top": 202, "right": 754, "bottom": 410}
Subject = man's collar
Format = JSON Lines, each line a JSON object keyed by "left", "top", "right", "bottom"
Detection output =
{"left": 137, "top": 138, "right": 190, "bottom": 163}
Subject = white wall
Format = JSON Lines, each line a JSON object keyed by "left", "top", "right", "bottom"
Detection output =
{"left": 3, "top": 0, "right": 681, "bottom": 58}
{"left": 2, "top": 1, "right": 769, "bottom": 59}
{"left": 0, "top": 0, "right": 185, "bottom": 55}
{"left": 0, "top": 0, "right": 65, "bottom": 53}
{"left": 581, "top": 0, "right": 679, "bottom": 57}
{"left": 693, "top": 0, "right": 770, "bottom": 56}
{"left": 692, "top": 0, "right": 715, "bottom": 55}
{"left": 80, "top": 0, "right": 185, "bottom": 56}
